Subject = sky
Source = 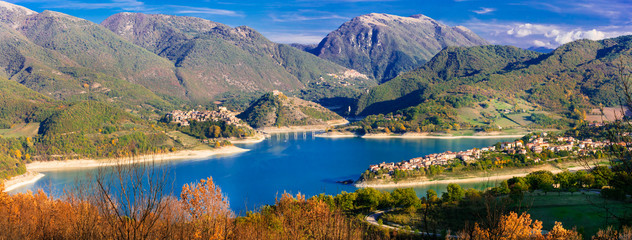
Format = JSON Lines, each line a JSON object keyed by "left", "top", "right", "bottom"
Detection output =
{"left": 6, "top": 0, "right": 632, "bottom": 49}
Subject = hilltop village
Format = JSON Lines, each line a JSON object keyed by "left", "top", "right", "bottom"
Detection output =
{"left": 367, "top": 133, "right": 611, "bottom": 177}
{"left": 164, "top": 107, "right": 245, "bottom": 127}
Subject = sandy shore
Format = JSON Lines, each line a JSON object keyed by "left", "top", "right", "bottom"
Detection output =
{"left": 314, "top": 131, "right": 358, "bottom": 138}
{"left": 355, "top": 165, "right": 589, "bottom": 188}
{"left": 229, "top": 134, "right": 267, "bottom": 144}
{"left": 26, "top": 146, "right": 249, "bottom": 172}
{"left": 316, "top": 131, "right": 525, "bottom": 140}
{"left": 3, "top": 171, "right": 46, "bottom": 192}
{"left": 361, "top": 133, "right": 525, "bottom": 139}
{"left": 259, "top": 119, "right": 349, "bottom": 134}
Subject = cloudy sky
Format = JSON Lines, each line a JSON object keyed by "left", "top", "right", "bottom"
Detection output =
{"left": 7, "top": 0, "right": 632, "bottom": 48}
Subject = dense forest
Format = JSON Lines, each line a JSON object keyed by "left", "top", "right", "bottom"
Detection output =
{"left": 351, "top": 38, "right": 632, "bottom": 132}
{"left": 179, "top": 120, "right": 255, "bottom": 139}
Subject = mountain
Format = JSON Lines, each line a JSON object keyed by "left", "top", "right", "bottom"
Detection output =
{"left": 0, "top": 1, "right": 35, "bottom": 28}
{"left": 306, "top": 13, "right": 489, "bottom": 82}
{"left": 527, "top": 46, "right": 554, "bottom": 53}
{"left": 354, "top": 35, "right": 632, "bottom": 117}
{"left": 0, "top": 2, "right": 181, "bottom": 115}
{"left": 101, "top": 13, "right": 375, "bottom": 103}
{"left": 237, "top": 91, "right": 344, "bottom": 129}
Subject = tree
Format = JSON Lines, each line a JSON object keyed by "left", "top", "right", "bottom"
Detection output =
{"left": 526, "top": 170, "right": 554, "bottom": 193}
{"left": 425, "top": 189, "right": 438, "bottom": 203}
{"left": 443, "top": 183, "right": 465, "bottom": 202}
{"left": 591, "top": 166, "right": 614, "bottom": 188}
{"left": 355, "top": 188, "right": 381, "bottom": 210}
{"left": 391, "top": 188, "right": 418, "bottom": 208}
{"left": 334, "top": 191, "right": 356, "bottom": 211}
{"left": 457, "top": 212, "right": 581, "bottom": 240}
{"left": 79, "top": 158, "right": 173, "bottom": 240}
{"left": 180, "top": 177, "right": 232, "bottom": 239}
{"left": 554, "top": 170, "right": 576, "bottom": 190}
{"left": 212, "top": 125, "right": 222, "bottom": 138}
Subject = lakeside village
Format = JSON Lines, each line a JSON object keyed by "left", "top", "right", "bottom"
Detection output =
{"left": 164, "top": 107, "right": 245, "bottom": 127}
{"left": 365, "top": 132, "right": 616, "bottom": 181}
{"left": 162, "top": 107, "right": 258, "bottom": 145}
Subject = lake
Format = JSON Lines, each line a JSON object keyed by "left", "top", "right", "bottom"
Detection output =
{"left": 10, "top": 133, "right": 516, "bottom": 214}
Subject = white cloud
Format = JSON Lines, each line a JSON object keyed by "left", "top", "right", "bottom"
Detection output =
{"left": 172, "top": 6, "right": 243, "bottom": 17}
{"left": 465, "top": 19, "right": 632, "bottom": 48}
{"left": 532, "top": 40, "right": 553, "bottom": 48}
{"left": 472, "top": 7, "right": 495, "bottom": 14}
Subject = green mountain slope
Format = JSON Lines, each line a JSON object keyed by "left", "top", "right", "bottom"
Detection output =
{"left": 16, "top": 10, "right": 186, "bottom": 99}
{"left": 355, "top": 36, "right": 632, "bottom": 120}
{"left": 356, "top": 45, "right": 540, "bottom": 115}
{"left": 101, "top": 13, "right": 376, "bottom": 103}
{"left": 307, "top": 13, "right": 489, "bottom": 82}
{"left": 237, "top": 92, "right": 344, "bottom": 128}
{"left": 0, "top": 75, "right": 54, "bottom": 128}
{"left": 0, "top": 2, "right": 180, "bottom": 115}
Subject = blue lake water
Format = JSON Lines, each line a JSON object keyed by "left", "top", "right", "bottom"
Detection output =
{"left": 11, "top": 133, "right": 516, "bottom": 214}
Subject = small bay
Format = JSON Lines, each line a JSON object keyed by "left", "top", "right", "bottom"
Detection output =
{"left": 11, "top": 133, "right": 516, "bottom": 213}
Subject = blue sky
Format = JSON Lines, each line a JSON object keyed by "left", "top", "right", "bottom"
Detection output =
{"left": 7, "top": 0, "right": 632, "bottom": 48}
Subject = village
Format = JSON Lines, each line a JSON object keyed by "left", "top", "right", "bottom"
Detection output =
{"left": 164, "top": 107, "right": 246, "bottom": 127}
{"left": 368, "top": 133, "right": 611, "bottom": 175}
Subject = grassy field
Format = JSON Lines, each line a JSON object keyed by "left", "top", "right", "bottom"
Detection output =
{"left": 505, "top": 113, "right": 534, "bottom": 126}
{"left": 166, "top": 131, "right": 212, "bottom": 150}
{"left": 521, "top": 192, "right": 631, "bottom": 239}
{"left": 0, "top": 123, "right": 40, "bottom": 138}
{"left": 456, "top": 107, "right": 486, "bottom": 126}
{"left": 494, "top": 117, "right": 521, "bottom": 128}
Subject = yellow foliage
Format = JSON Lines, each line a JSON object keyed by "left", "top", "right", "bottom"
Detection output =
{"left": 458, "top": 212, "right": 581, "bottom": 240}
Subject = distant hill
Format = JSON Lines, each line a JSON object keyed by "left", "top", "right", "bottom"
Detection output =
{"left": 306, "top": 13, "right": 489, "bottom": 82}
{"left": 102, "top": 13, "right": 375, "bottom": 103}
{"left": 354, "top": 36, "right": 632, "bottom": 119}
{"left": 527, "top": 46, "right": 554, "bottom": 53}
{"left": 237, "top": 92, "right": 344, "bottom": 129}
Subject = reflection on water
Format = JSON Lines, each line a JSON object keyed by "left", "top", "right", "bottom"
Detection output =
{"left": 11, "top": 133, "right": 516, "bottom": 213}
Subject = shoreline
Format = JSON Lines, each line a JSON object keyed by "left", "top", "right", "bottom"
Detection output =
{"left": 27, "top": 145, "right": 249, "bottom": 172}
{"left": 361, "top": 133, "right": 525, "bottom": 139}
{"left": 3, "top": 171, "right": 45, "bottom": 192}
{"left": 229, "top": 134, "right": 267, "bottom": 144}
{"left": 315, "top": 131, "right": 525, "bottom": 140}
{"left": 355, "top": 165, "right": 589, "bottom": 188}
{"left": 2, "top": 146, "right": 250, "bottom": 192}
{"left": 314, "top": 131, "right": 358, "bottom": 138}
{"left": 259, "top": 119, "right": 349, "bottom": 134}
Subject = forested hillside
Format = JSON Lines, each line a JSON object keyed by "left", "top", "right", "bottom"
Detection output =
{"left": 102, "top": 12, "right": 375, "bottom": 103}
{"left": 0, "top": 3, "right": 180, "bottom": 114}
{"left": 238, "top": 92, "right": 344, "bottom": 128}
{"left": 354, "top": 36, "right": 632, "bottom": 126}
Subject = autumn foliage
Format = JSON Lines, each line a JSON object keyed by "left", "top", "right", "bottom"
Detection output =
{"left": 0, "top": 177, "right": 393, "bottom": 240}
{"left": 457, "top": 212, "right": 582, "bottom": 240}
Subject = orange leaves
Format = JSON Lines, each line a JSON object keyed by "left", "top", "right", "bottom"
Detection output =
{"left": 233, "top": 192, "right": 363, "bottom": 240}
{"left": 180, "top": 177, "right": 232, "bottom": 239}
{"left": 459, "top": 212, "right": 582, "bottom": 240}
